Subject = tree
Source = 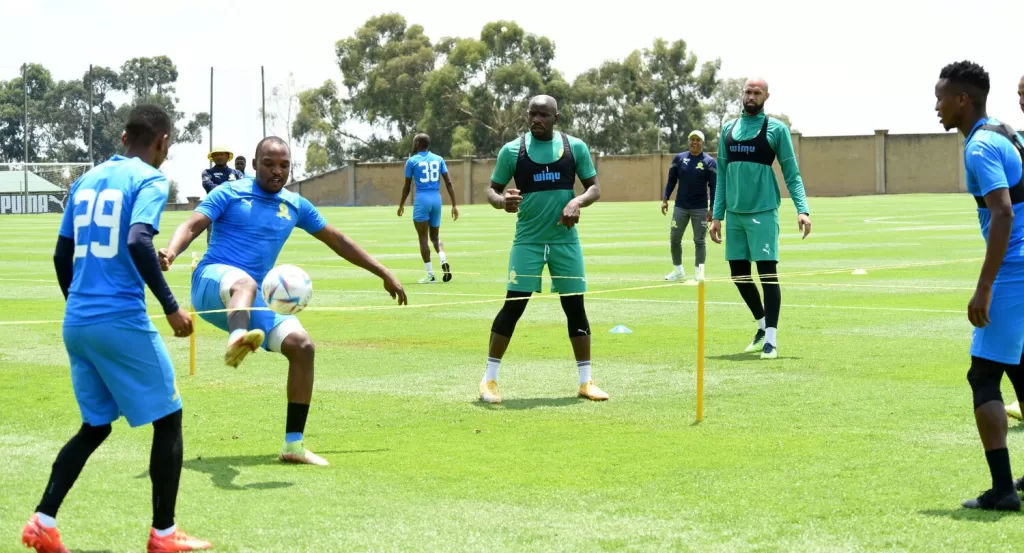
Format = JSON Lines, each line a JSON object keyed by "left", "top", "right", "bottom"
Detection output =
{"left": 167, "top": 180, "right": 180, "bottom": 204}
{"left": 706, "top": 77, "right": 745, "bottom": 140}
{"left": 0, "top": 57, "right": 208, "bottom": 165}
{"left": 293, "top": 13, "right": 729, "bottom": 171}
{"left": 261, "top": 72, "right": 302, "bottom": 179}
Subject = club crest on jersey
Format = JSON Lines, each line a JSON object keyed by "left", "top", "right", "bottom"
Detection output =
{"left": 696, "top": 162, "right": 704, "bottom": 169}
{"left": 276, "top": 202, "right": 291, "bottom": 220}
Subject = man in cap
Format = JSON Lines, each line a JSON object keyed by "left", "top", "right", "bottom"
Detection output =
{"left": 662, "top": 129, "right": 717, "bottom": 282}
{"left": 201, "top": 146, "right": 245, "bottom": 243}
{"left": 202, "top": 146, "right": 245, "bottom": 194}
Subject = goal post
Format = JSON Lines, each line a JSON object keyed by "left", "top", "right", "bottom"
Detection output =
{"left": 0, "top": 162, "right": 93, "bottom": 214}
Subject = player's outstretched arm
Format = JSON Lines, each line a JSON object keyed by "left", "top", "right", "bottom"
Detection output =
{"left": 159, "top": 211, "right": 212, "bottom": 270}
{"left": 312, "top": 224, "right": 408, "bottom": 305}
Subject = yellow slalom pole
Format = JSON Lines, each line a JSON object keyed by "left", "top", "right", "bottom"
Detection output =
{"left": 696, "top": 264, "right": 705, "bottom": 422}
{"left": 189, "top": 252, "right": 198, "bottom": 376}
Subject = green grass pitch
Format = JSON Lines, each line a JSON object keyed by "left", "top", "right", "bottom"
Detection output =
{"left": 1, "top": 194, "right": 1022, "bottom": 552}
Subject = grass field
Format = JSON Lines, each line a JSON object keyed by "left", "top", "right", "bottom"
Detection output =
{"left": 1, "top": 194, "right": 1022, "bottom": 552}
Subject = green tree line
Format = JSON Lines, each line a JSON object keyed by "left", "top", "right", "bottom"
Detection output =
{"left": 0, "top": 56, "right": 209, "bottom": 201}
{"left": 291, "top": 13, "right": 794, "bottom": 175}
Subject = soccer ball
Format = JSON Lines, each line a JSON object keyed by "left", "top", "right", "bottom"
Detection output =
{"left": 261, "top": 264, "right": 313, "bottom": 315}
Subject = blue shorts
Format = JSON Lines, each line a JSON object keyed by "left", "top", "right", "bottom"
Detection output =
{"left": 192, "top": 263, "right": 303, "bottom": 352}
{"left": 64, "top": 318, "right": 181, "bottom": 428}
{"left": 971, "top": 269, "right": 1024, "bottom": 365}
{"left": 413, "top": 191, "right": 442, "bottom": 228}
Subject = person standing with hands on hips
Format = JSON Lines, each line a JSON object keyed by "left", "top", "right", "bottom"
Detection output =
{"left": 662, "top": 129, "right": 717, "bottom": 282}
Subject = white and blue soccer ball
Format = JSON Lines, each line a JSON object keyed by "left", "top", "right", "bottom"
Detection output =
{"left": 261, "top": 264, "right": 313, "bottom": 315}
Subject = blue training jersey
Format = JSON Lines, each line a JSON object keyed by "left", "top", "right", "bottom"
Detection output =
{"left": 964, "top": 118, "right": 1024, "bottom": 265}
{"left": 195, "top": 178, "right": 328, "bottom": 282}
{"left": 405, "top": 151, "right": 448, "bottom": 194}
{"left": 58, "top": 155, "right": 170, "bottom": 326}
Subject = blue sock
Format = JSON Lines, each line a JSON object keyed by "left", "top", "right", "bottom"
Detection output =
{"left": 285, "top": 432, "right": 303, "bottom": 444}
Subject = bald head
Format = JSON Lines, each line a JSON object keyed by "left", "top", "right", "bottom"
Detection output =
{"left": 527, "top": 95, "right": 560, "bottom": 140}
{"left": 413, "top": 133, "right": 430, "bottom": 152}
{"left": 529, "top": 94, "right": 558, "bottom": 112}
{"left": 254, "top": 136, "right": 290, "bottom": 194}
{"left": 742, "top": 77, "right": 770, "bottom": 116}
{"left": 746, "top": 77, "right": 769, "bottom": 92}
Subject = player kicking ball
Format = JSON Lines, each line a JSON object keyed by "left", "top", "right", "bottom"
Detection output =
{"left": 397, "top": 133, "right": 459, "bottom": 284}
{"left": 159, "top": 137, "right": 407, "bottom": 466}
{"left": 22, "top": 105, "right": 210, "bottom": 553}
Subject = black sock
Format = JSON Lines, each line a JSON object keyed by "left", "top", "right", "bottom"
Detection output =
{"left": 36, "top": 424, "right": 111, "bottom": 517}
{"left": 729, "top": 260, "right": 765, "bottom": 320}
{"left": 150, "top": 410, "right": 183, "bottom": 530}
{"left": 758, "top": 261, "right": 781, "bottom": 328}
{"left": 286, "top": 402, "right": 310, "bottom": 438}
{"left": 985, "top": 447, "right": 1014, "bottom": 492}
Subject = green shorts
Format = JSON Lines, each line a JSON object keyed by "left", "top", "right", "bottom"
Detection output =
{"left": 506, "top": 242, "right": 587, "bottom": 295}
{"left": 724, "top": 210, "right": 779, "bottom": 262}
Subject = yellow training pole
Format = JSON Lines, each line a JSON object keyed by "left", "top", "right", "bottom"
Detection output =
{"left": 189, "top": 252, "right": 198, "bottom": 376}
{"left": 696, "top": 264, "right": 706, "bottom": 422}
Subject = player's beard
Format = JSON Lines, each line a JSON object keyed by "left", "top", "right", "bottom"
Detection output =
{"left": 743, "top": 101, "right": 763, "bottom": 116}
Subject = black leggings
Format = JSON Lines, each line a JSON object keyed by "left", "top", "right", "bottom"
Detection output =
{"left": 729, "top": 260, "right": 780, "bottom": 328}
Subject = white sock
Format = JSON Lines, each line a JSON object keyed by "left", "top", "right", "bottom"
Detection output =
{"left": 577, "top": 360, "right": 592, "bottom": 385}
{"left": 483, "top": 357, "right": 500, "bottom": 382}
{"left": 154, "top": 524, "right": 177, "bottom": 537}
{"left": 674, "top": 265, "right": 683, "bottom": 273}
{"left": 766, "top": 327, "right": 777, "bottom": 346}
{"left": 35, "top": 513, "right": 56, "bottom": 528}
{"left": 425, "top": 261, "right": 433, "bottom": 274}
{"left": 228, "top": 328, "right": 246, "bottom": 345}
{"left": 439, "top": 251, "right": 447, "bottom": 264}
{"left": 756, "top": 317, "right": 766, "bottom": 331}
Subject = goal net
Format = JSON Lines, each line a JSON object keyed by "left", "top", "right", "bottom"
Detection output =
{"left": 0, "top": 163, "right": 93, "bottom": 214}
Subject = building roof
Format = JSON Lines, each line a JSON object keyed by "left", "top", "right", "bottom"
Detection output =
{"left": 0, "top": 171, "right": 63, "bottom": 194}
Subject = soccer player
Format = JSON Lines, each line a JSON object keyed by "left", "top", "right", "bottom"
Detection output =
{"left": 708, "top": 77, "right": 811, "bottom": 360}
{"left": 21, "top": 105, "right": 211, "bottom": 553}
{"left": 662, "top": 129, "right": 717, "bottom": 282}
{"left": 1007, "top": 74, "right": 1024, "bottom": 424}
{"left": 397, "top": 133, "right": 459, "bottom": 284}
{"left": 159, "top": 136, "right": 407, "bottom": 467}
{"left": 934, "top": 61, "right": 1024, "bottom": 511}
{"left": 478, "top": 94, "right": 609, "bottom": 404}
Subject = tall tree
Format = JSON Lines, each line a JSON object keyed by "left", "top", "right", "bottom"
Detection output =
{"left": 261, "top": 72, "right": 302, "bottom": 179}
{"left": 0, "top": 58, "right": 208, "bottom": 165}
{"left": 644, "top": 39, "right": 720, "bottom": 153}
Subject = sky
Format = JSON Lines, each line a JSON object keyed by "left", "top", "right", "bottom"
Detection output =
{"left": 1, "top": 0, "right": 1022, "bottom": 200}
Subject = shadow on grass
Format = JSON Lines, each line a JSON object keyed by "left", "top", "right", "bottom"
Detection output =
{"left": 474, "top": 396, "right": 586, "bottom": 410}
{"left": 919, "top": 508, "right": 1021, "bottom": 522}
{"left": 136, "top": 450, "right": 388, "bottom": 491}
{"left": 707, "top": 353, "right": 804, "bottom": 362}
